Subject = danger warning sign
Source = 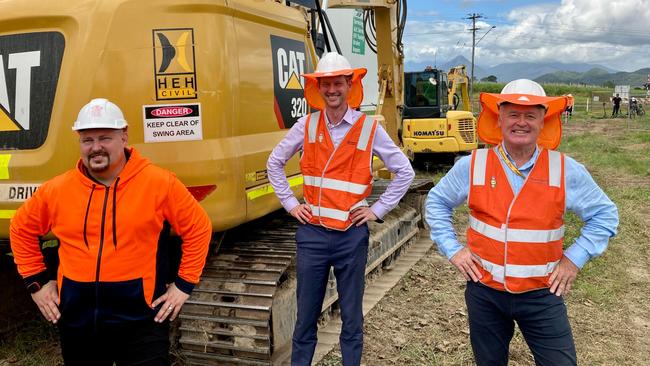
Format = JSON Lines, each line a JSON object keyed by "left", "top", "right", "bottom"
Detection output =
{"left": 142, "top": 103, "right": 202, "bottom": 143}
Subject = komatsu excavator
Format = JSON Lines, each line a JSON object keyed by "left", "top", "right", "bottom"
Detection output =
{"left": 401, "top": 64, "right": 477, "bottom": 162}
{"left": 0, "top": 0, "right": 428, "bottom": 364}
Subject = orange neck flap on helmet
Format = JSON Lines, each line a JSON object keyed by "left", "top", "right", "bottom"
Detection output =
{"left": 478, "top": 92, "right": 568, "bottom": 149}
{"left": 302, "top": 67, "right": 367, "bottom": 111}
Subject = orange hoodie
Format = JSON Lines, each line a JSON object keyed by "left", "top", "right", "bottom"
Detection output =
{"left": 10, "top": 148, "right": 211, "bottom": 327}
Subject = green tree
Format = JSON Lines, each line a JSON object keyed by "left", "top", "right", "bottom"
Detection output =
{"left": 602, "top": 80, "right": 615, "bottom": 88}
{"left": 481, "top": 75, "right": 498, "bottom": 83}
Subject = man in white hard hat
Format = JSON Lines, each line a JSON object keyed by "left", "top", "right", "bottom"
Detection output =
{"left": 425, "top": 79, "right": 618, "bottom": 365}
{"left": 267, "top": 52, "right": 414, "bottom": 365}
{"left": 10, "top": 98, "right": 212, "bottom": 365}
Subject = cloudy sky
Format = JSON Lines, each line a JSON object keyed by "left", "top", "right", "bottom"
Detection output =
{"left": 405, "top": 0, "right": 650, "bottom": 71}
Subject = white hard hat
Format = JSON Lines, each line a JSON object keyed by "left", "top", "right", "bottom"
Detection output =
{"left": 501, "top": 79, "right": 546, "bottom": 96}
{"left": 302, "top": 52, "right": 367, "bottom": 110}
{"left": 479, "top": 78, "right": 568, "bottom": 149}
{"left": 313, "top": 52, "right": 353, "bottom": 76}
{"left": 72, "top": 98, "right": 128, "bottom": 131}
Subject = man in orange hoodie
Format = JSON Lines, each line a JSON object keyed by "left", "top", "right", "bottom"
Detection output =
{"left": 10, "top": 98, "right": 212, "bottom": 365}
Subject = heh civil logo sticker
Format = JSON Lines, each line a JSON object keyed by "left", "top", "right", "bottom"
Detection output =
{"left": 152, "top": 28, "right": 197, "bottom": 101}
{"left": 271, "top": 35, "right": 308, "bottom": 129}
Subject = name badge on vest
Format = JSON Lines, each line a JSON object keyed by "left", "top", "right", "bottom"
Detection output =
{"left": 490, "top": 176, "right": 496, "bottom": 188}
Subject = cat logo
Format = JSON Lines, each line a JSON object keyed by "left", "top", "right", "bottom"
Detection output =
{"left": 276, "top": 48, "right": 305, "bottom": 91}
{"left": 0, "top": 32, "right": 64, "bottom": 150}
{"left": 153, "top": 28, "right": 197, "bottom": 101}
{"left": 0, "top": 50, "right": 39, "bottom": 132}
{"left": 271, "top": 35, "right": 309, "bottom": 129}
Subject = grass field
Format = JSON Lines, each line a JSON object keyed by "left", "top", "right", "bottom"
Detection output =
{"left": 474, "top": 81, "right": 612, "bottom": 100}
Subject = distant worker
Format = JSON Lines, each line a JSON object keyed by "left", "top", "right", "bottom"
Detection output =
{"left": 267, "top": 52, "right": 414, "bottom": 365}
{"left": 612, "top": 93, "right": 622, "bottom": 117}
{"left": 426, "top": 79, "right": 618, "bottom": 365}
{"left": 564, "top": 93, "right": 574, "bottom": 120}
{"left": 630, "top": 96, "right": 639, "bottom": 116}
{"left": 10, "top": 98, "right": 212, "bottom": 365}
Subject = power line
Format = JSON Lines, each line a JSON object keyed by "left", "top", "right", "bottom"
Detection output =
{"left": 476, "top": 25, "right": 496, "bottom": 46}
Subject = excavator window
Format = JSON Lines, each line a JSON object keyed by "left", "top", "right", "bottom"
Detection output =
{"left": 440, "top": 73, "right": 449, "bottom": 110}
{"left": 403, "top": 71, "right": 443, "bottom": 119}
{"left": 405, "top": 72, "right": 438, "bottom": 107}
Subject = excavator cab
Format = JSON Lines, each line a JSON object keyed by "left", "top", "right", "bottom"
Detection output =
{"left": 403, "top": 69, "right": 449, "bottom": 119}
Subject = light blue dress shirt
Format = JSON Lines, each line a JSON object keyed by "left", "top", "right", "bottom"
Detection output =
{"left": 425, "top": 145, "right": 619, "bottom": 268}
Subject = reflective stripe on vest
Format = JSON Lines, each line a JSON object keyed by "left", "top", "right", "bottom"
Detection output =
{"left": 307, "top": 200, "right": 368, "bottom": 222}
{"left": 479, "top": 258, "right": 560, "bottom": 284}
{"left": 307, "top": 111, "right": 321, "bottom": 143}
{"left": 472, "top": 148, "right": 488, "bottom": 186}
{"left": 469, "top": 215, "right": 565, "bottom": 243}
{"left": 548, "top": 150, "right": 562, "bottom": 187}
{"left": 303, "top": 176, "right": 369, "bottom": 195}
{"left": 357, "top": 116, "right": 374, "bottom": 151}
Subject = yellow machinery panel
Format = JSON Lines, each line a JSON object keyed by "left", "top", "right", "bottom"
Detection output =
{"left": 0, "top": 0, "right": 316, "bottom": 237}
{"left": 402, "top": 110, "right": 477, "bottom": 158}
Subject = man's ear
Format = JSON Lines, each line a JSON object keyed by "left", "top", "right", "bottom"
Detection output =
{"left": 121, "top": 127, "right": 129, "bottom": 144}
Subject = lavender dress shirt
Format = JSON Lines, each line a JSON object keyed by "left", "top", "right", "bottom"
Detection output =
{"left": 266, "top": 107, "right": 415, "bottom": 219}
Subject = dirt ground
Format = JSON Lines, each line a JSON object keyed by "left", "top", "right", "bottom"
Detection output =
{"left": 319, "top": 117, "right": 650, "bottom": 365}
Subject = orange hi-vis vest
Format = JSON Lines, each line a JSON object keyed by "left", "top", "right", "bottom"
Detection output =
{"left": 300, "top": 111, "right": 378, "bottom": 231}
{"left": 468, "top": 146, "right": 566, "bottom": 293}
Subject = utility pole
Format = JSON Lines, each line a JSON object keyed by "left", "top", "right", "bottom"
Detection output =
{"left": 466, "top": 13, "right": 483, "bottom": 105}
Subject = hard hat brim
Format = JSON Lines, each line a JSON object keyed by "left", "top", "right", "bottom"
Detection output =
{"left": 72, "top": 121, "right": 128, "bottom": 131}
{"left": 302, "top": 68, "right": 367, "bottom": 110}
{"left": 478, "top": 92, "right": 568, "bottom": 149}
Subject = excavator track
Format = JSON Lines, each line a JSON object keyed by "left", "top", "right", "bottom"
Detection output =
{"left": 178, "top": 178, "right": 432, "bottom": 365}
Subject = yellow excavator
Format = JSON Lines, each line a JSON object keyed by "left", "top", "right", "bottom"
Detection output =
{"left": 0, "top": 0, "right": 428, "bottom": 364}
{"left": 448, "top": 65, "right": 473, "bottom": 112}
{"left": 400, "top": 64, "right": 477, "bottom": 162}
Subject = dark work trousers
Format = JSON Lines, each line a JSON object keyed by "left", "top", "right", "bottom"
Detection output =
{"left": 291, "top": 223, "right": 369, "bottom": 366}
{"left": 465, "top": 281, "right": 577, "bottom": 366}
{"left": 59, "top": 320, "right": 170, "bottom": 366}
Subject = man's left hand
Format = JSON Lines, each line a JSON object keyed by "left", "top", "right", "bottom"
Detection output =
{"left": 548, "top": 256, "right": 579, "bottom": 296}
{"left": 350, "top": 207, "right": 377, "bottom": 226}
{"left": 152, "top": 283, "right": 190, "bottom": 322}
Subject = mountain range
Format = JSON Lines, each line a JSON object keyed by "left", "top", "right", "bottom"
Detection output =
{"left": 404, "top": 56, "right": 650, "bottom": 86}
{"left": 535, "top": 67, "right": 650, "bottom": 87}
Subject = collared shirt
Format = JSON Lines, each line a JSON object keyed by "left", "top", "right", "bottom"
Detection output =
{"left": 425, "top": 144, "right": 619, "bottom": 268}
{"left": 267, "top": 107, "right": 415, "bottom": 219}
